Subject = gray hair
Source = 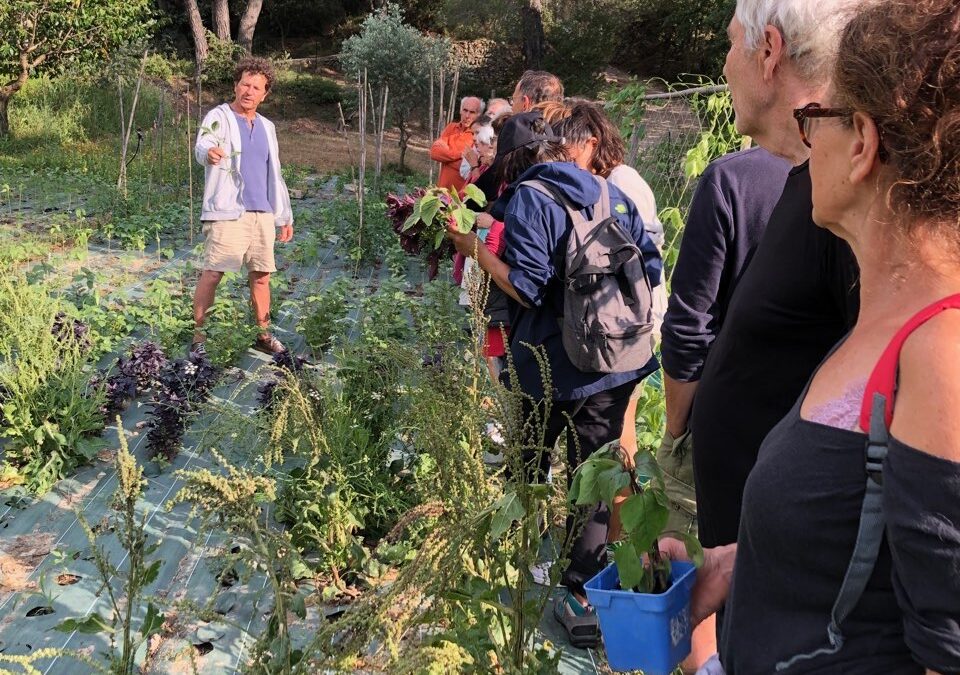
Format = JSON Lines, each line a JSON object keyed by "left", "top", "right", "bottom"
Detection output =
{"left": 461, "top": 96, "right": 485, "bottom": 113}
{"left": 735, "top": 0, "right": 871, "bottom": 82}
{"left": 486, "top": 98, "right": 512, "bottom": 120}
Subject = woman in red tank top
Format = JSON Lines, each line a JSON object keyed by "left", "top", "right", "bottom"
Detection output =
{"left": 661, "top": 2, "right": 960, "bottom": 672}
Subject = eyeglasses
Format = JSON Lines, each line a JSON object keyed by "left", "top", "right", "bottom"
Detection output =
{"left": 793, "top": 103, "right": 851, "bottom": 148}
{"left": 793, "top": 102, "right": 889, "bottom": 161}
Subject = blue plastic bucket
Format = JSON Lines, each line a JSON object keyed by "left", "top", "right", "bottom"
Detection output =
{"left": 583, "top": 560, "right": 697, "bottom": 674}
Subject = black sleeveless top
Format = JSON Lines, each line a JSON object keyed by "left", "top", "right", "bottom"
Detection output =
{"left": 720, "top": 367, "right": 960, "bottom": 674}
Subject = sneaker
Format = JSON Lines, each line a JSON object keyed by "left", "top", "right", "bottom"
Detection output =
{"left": 529, "top": 561, "right": 553, "bottom": 586}
{"left": 553, "top": 592, "right": 599, "bottom": 648}
{"left": 254, "top": 333, "right": 287, "bottom": 355}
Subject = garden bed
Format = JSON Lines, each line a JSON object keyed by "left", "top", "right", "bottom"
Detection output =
{"left": 0, "top": 173, "right": 618, "bottom": 674}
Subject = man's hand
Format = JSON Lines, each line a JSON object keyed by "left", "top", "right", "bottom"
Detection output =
{"left": 207, "top": 146, "right": 226, "bottom": 166}
{"left": 278, "top": 224, "right": 294, "bottom": 243}
{"left": 659, "top": 539, "right": 736, "bottom": 626}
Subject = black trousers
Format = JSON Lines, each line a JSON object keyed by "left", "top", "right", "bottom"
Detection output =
{"left": 522, "top": 379, "right": 637, "bottom": 595}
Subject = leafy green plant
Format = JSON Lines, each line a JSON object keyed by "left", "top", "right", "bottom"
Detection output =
{"left": 389, "top": 183, "right": 486, "bottom": 279}
{"left": 569, "top": 442, "right": 703, "bottom": 593}
{"left": 0, "top": 275, "right": 107, "bottom": 493}
{"left": 296, "top": 277, "right": 352, "bottom": 354}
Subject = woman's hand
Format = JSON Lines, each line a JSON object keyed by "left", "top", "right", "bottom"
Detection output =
{"left": 659, "top": 539, "right": 737, "bottom": 625}
{"left": 478, "top": 142, "right": 496, "bottom": 166}
{"left": 446, "top": 222, "right": 479, "bottom": 257}
{"left": 462, "top": 146, "right": 480, "bottom": 168}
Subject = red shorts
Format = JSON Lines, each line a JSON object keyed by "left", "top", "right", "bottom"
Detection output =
{"left": 483, "top": 326, "right": 509, "bottom": 358}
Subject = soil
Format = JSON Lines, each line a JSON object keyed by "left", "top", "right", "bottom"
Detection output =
{"left": 0, "top": 532, "right": 54, "bottom": 593}
{"left": 275, "top": 118, "right": 433, "bottom": 175}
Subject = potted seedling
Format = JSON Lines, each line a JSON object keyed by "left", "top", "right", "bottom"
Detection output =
{"left": 569, "top": 441, "right": 704, "bottom": 675}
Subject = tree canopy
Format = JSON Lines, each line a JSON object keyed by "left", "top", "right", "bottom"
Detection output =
{"left": 0, "top": 0, "right": 155, "bottom": 136}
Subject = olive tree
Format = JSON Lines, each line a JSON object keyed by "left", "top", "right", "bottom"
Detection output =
{"left": 341, "top": 4, "right": 449, "bottom": 170}
{"left": 0, "top": 0, "right": 154, "bottom": 137}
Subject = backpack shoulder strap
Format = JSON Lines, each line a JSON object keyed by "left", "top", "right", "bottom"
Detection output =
{"left": 518, "top": 179, "right": 587, "bottom": 229}
{"left": 777, "top": 292, "right": 960, "bottom": 672}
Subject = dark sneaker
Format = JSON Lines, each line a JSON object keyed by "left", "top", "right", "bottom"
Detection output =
{"left": 254, "top": 333, "right": 287, "bottom": 355}
{"left": 189, "top": 341, "right": 207, "bottom": 359}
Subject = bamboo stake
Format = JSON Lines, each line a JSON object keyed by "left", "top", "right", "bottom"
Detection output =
{"left": 437, "top": 67, "right": 446, "bottom": 139}
{"left": 376, "top": 85, "right": 388, "bottom": 181}
{"left": 117, "top": 49, "right": 149, "bottom": 197}
{"left": 447, "top": 69, "right": 460, "bottom": 126}
{"left": 157, "top": 93, "right": 165, "bottom": 189}
{"left": 428, "top": 69, "right": 435, "bottom": 184}
{"left": 187, "top": 96, "right": 194, "bottom": 246}
{"left": 356, "top": 70, "right": 368, "bottom": 278}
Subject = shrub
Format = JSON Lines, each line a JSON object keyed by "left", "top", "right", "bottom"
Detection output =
{"left": 201, "top": 32, "right": 248, "bottom": 86}
{"left": 281, "top": 73, "right": 344, "bottom": 105}
{"left": 0, "top": 275, "right": 106, "bottom": 493}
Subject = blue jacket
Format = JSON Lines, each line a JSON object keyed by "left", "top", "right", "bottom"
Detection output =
{"left": 493, "top": 162, "right": 662, "bottom": 401}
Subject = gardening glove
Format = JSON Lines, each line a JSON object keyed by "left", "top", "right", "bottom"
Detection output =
{"left": 656, "top": 429, "right": 693, "bottom": 483}
{"left": 655, "top": 429, "right": 697, "bottom": 528}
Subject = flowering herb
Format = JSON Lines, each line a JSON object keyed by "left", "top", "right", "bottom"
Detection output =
{"left": 386, "top": 185, "right": 487, "bottom": 280}
{"left": 145, "top": 352, "right": 219, "bottom": 462}
{"left": 118, "top": 341, "right": 168, "bottom": 391}
{"left": 90, "top": 371, "right": 137, "bottom": 417}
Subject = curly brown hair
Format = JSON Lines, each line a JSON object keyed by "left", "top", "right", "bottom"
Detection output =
{"left": 553, "top": 101, "right": 625, "bottom": 178}
{"left": 833, "top": 0, "right": 960, "bottom": 245}
{"left": 233, "top": 56, "right": 275, "bottom": 92}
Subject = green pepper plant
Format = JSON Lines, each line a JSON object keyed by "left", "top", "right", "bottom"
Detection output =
{"left": 569, "top": 441, "right": 704, "bottom": 593}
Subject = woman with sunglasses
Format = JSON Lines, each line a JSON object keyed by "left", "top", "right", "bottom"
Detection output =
{"left": 664, "top": 2, "right": 960, "bottom": 673}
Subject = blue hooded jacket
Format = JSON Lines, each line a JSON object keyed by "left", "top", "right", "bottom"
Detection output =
{"left": 492, "top": 161, "right": 662, "bottom": 401}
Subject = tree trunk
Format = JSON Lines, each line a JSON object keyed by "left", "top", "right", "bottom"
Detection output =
{"left": 397, "top": 115, "right": 409, "bottom": 171}
{"left": 237, "top": 0, "right": 263, "bottom": 53}
{"left": 184, "top": 0, "right": 209, "bottom": 69}
{"left": 521, "top": 0, "right": 545, "bottom": 70}
{"left": 211, "top": 0, "right": 231, "bottom": 41}
{"left": 0, "top": 94, "right": 10, "bottom": 138}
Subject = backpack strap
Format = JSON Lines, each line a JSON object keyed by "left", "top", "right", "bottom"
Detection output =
{"left": 776, "top": 292, "right": 960, "bottom": 672}
{"left": 520, "top": 176, "right": 620, "bottom": 277}
{"left": 519, "top": 179, "right": 587, "bottom": 229}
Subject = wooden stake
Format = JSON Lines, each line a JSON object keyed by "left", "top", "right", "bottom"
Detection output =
{"left": 428, "top": 69, "right": 435, "bottom": 184}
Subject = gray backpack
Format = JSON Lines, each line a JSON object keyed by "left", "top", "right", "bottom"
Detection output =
{"left": 522, "top": 176, "right": 654, "bottom": 374}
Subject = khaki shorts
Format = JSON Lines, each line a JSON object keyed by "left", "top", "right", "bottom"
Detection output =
{"left": 656, "top": 430, "right": 698, "bottom": 536}
{"left": 201, "top": 211, "right": 276, "bottom": 273}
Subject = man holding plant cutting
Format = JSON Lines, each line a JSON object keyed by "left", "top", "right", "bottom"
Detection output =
{"left": 192, "top": 57, "right": 294, "bottom": 357}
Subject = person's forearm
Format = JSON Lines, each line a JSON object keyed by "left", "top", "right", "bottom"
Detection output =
{"left": 430, "top": 138, "right": 461, "bottom": 163}
{"left": 472, "top": 243, "right": 528, "bottom": 307}
{"left": 665, "top": 373, "right": 699, "bottom": 438}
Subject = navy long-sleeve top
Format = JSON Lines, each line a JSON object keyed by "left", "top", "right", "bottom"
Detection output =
{"left": 660, "top": 147, "right": 791, "bottom": 382}
{"left": 491, "top": 161, "right": 662, "bottom": 401}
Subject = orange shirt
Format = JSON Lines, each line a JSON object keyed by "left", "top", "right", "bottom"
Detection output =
{"left": 430, "top": 122, "right": 474, "bottom": 192}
